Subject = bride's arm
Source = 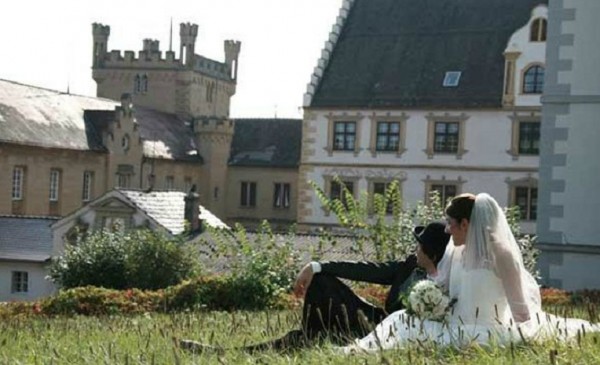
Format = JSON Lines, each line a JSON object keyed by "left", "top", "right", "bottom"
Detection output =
{"left": 494, "top": 244, "right": 531, "bottom": 323}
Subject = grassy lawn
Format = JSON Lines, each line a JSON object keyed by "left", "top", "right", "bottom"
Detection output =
{"left": 1, "top": 310, "right": 599, "bottom": 364}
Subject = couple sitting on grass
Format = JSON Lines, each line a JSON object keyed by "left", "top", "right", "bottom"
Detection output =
{"left": 181, "top": 193, "right": 600, "bottom": 353}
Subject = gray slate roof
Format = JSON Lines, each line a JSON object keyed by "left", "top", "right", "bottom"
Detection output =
{"left": 229, "top": 119, "right": 302, "bottom": 168}
{"left": 0, "top": 216, "right": 59, "bottom": 262}
{"left": 311, "top": 0, "right": 547, "bottom": 109}
{"left": 119, "top": 190, "right": 228, "bottom": 235}
{"left": 0, "top": 79, "right": 199, "bottom": 161}
{"left": 0, "top": 79, "right": 117, "bottom": 150}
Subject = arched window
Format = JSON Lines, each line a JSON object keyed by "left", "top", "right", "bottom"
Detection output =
{"left": 530, "top": 18, "right": 547, "bottom": 42}
{"left": 523, "top": 65, "right": 544, "bottom": 94}
{"left": 141, "top": 75, "right": 148, "bottom": 93}
{"left": 134, "top": 75, "right": 141, "bottom": 94}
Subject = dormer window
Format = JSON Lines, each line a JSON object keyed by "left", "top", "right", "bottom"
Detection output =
{"left": 523, "top": 65, "right": 545, "bottom": 94}
{"left": 530, "top": 18, "right": 547, "bottom": 42}
{"left": 443, "top": 71, "right": 461, "bottom": 87}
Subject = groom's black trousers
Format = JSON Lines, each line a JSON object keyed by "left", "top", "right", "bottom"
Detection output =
{"left": 244, "top": 273, "right": 386, "bottom": 351}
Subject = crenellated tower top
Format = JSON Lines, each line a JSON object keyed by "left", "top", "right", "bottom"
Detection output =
{"left": 224, "top": 40, "right": 241, "bottom": 80}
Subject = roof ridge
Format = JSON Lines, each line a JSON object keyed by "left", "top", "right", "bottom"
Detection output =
{"left": 0, "top": 78, "right": 118, "bottom": 103}
{"left": 0, "top": 214, "right": 60, "bottom": 220}
{"left": 303, "top": 0, "right": 356, "bottom": 107}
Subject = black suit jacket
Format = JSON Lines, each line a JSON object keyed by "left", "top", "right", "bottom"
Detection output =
{"left": 319, "top": 254, "right": 424, "bottom": 313}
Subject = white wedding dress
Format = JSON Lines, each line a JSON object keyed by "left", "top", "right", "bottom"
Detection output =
{"left": 341, "top": 194, "right": 600, "bottom": 353}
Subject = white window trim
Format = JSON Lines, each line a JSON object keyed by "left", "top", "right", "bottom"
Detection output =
{"left": 12, "top": 166, "right": 24, "bottom": 201}
{"left": 423, "top": 177, "right": 466, "bottom": 205}
{"left": 49, "top": 169, "right": 60, "bottom": 202}
{"left": 82, "top": 171, "right": 94, "bottom": 202}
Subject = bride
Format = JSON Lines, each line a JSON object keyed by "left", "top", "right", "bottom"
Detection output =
{"left": 341, "top": 193, "right": 600, "bottom": 352}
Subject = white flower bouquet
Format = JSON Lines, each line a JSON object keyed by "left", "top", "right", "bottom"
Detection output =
{"left": 405, "top": 280, "right": 454, "bottom": 321}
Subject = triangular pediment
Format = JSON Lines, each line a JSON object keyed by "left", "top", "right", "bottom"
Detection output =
{"left": 91, "top": 196, "right": 136, "bottom": 214}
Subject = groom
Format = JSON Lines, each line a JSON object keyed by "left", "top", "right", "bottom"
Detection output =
{"left": 242, "top": 220, "right": 451, "bottom": 351}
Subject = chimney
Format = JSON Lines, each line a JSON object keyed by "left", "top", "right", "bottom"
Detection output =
{"left": 184, "top": 184, "right": 201, "bottom": 232}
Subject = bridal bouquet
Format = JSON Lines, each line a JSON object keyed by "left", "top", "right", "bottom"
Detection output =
{"left": 405, "top": 280, "right": 454, "bottom": 321}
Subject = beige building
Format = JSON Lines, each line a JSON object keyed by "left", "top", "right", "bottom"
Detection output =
{"left": 0, "top": 22, "right": 302, "bottom": 230}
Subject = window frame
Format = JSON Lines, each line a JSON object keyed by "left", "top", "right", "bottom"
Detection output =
{"left": 49, "top": 169, "right": 61, "bottom": 202}
{"left": 240, "top": 181, "right": 257, "bottom": 208}
{"left": 368, "top": 178, "right": 404, "bottom": 215}
{"left": 507, "top": 113, "right": 541, "bottom": 159}
{"left": 82, "top": 171, "right": 94, "bottom": 202}
{"left": 11, "top": 271, "right": 29, "bottom": 293}
{"left": 530, "top": 17, "right": 547, "bottom": 42}
{"left": 424, "top": 113, "right": 468, "bottom": 159}
{"left": 273, "top": 182, "right": 291, "bottom": 209}
{"left": 424, "top": 179, "right": 465, "bottom": 205}
{"left": 12, "top": 166, "right": 24, "bottom": 201}
{"left": 369, "top": 114, "right": 408, "bottom": 157}
{"left": 511, "top": 185, "right": 538, "bottom": 221}
{"left": 522, "top": 64, "right": 545, "bottom": 94}
{"left": 332, "top": 121, "right": 357, "bottom": 152}
{"left": 325, "top": 115, "right": 361, "bottom": 156}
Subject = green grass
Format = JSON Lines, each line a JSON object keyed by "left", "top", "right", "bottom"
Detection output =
{"left": 1, "top": 310, "right": 600, "bottom": 364}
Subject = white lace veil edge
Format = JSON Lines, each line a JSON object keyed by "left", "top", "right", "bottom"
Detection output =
{"left": 463, "top": 193, "right": 541, "bottom": 319}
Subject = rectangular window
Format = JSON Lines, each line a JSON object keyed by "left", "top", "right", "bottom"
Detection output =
{"left": 184, "top": 177, "right": 192, "bottom": 192}
{"left": 373, "top": 182, "right": 396, "bottom": 214}
{"left": 11, "top": 271, "right": 28, "bottom": 293}
{"left": 443, "top": 71, "right": 462, "bottom": 87}
{"left": 82, "top": 171, "right": 94, "bottom": 202}
{"left": 376, "top": 122, "right": 400, "bottom": 151}
{"left": 330, "top": 180, "right": 354, "bottom": 209}
{"left": 434, "top": 122, "right": 460, "bottom": 153}
{"left": 12, "top": 167, "right": 24, "bottom": 200}
{"left": 430, "top": 184, "right": 457, "bottom": 204}
{"left": 240, "top": 182, "right": 257, "bottom": 207}
{"left": 518, "top": 122, "right": 540, "bottom": 155}
{"left": 333, "top": 121, "right": 356, "bottom": 151}
{"left": 515, "top": 187, "right": 538, "bottom": 220}
{"left": 49, "top": 169, "right": 60, "bottom": 201}
{"left": 165, "top": 176, "right": 174, "bottom": 190}
{"left": 273, "top": 183, "right": 291, "bottom": 208}
{"left": 117, "top": 174, "right": 131, "bottom": 189}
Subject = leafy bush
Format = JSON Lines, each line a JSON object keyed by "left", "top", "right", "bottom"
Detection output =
{"left": 311, "top": 178, "right": 446, "bottom": 261}
{"left": 49, "top": 229, "right": 200, "bottom": 290}
{"left": 41, "top": 286, "right": 165, "bottom": 315}
{"left": 203, "top": 221, "right": 301, "bottom": 310}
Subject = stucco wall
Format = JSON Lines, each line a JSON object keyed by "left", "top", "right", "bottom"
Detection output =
{"left": 0, "top": 261, "right": 56, "bottom": 302}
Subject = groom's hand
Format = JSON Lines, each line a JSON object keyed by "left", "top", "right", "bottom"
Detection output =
{"left": 293, "top": 263, "right": 314, "bottom": 298}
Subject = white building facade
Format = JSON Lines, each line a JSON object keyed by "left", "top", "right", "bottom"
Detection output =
{"left": 537, "top": 0, "right": 600, "bottom": 290}
{"left": 298, "top": 0, "right": 548, "bottom": 233}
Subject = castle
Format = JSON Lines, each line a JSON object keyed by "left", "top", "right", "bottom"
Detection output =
{"left": 0, "top": 22, "right": 301, "bottom": 227}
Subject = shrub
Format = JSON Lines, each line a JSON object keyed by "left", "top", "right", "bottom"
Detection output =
{"left": 49, "top": 229, "right": 200, "bottom": 290}
{"left": 41, "top": 286, "right": 165, "bottom": 315}
{"left": 203, "top": 221, "right": 301, "bottom": 310}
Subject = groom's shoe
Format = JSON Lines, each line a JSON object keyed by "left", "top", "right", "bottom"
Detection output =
{"left": 178, "top": 339, "right": 224, "bottom": 354}
{"left": 241, "top": 330, "right": 309, "bottom": 353}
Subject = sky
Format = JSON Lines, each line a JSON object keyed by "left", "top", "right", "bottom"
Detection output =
{"left": 0, "top": 0, "right": 343, "bottom": 118}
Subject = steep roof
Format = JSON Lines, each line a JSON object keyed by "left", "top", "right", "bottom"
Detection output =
{"left": 229, "top": 118, "right": 302, "bottom": 168}
{"left": 310, "top": 0, "right": 547, "bottom": 109}
{"left": 0, "top": 79, "right": 117, "bottom": 150}
{"left": 0, "top": 79, "right": 200, "bottom": 161}
{"left": 0, "top": 216, "right": 59, "bottom": 262}
{"left": 119, "top": 190, "right": 229, "bottom": 234}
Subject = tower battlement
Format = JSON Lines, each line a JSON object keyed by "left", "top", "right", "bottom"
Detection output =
{"left": 92, "top": 23, "right": 110, "bottom": 37}
{"left": 93, "top": 22, "right": 238, "bottom": 82}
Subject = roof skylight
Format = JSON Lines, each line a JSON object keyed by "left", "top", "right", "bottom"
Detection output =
{"left": 443, "top": 71, "right": 462, "bottom": 87}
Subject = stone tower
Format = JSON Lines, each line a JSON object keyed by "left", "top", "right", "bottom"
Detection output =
{"left": 193, "top": 118, "right": 234, "bottom": 218}
{"left": 90, "top": 21, "right": 241, "bottom": 218}
{"left": 179, "top": 23, "right": 198, "bottom": 68}
{"left": 92, "top": 23, "right": 110, "bottom": 68}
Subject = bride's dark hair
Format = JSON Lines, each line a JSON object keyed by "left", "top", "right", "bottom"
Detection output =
{"left": 445, "top": 193, "right": 476, "bottom": 222}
